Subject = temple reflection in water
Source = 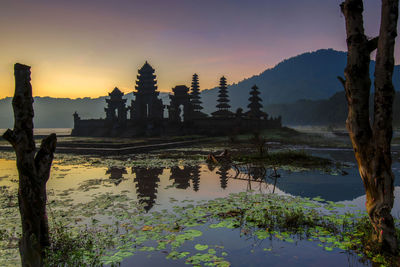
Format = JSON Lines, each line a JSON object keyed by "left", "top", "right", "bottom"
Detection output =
{"left": 128, "top": 164, "right": 274, "bottom": 212}
{"left": 106, "top": 167, "right": 127, "bottom": 186}
{"left": 132, "top": 167, "right": 162, "bottom": 212}
{"left": 109, "top": 163, "right": 367, "bottom": 213}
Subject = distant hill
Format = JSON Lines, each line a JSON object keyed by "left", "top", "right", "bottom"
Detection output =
{"left": 0, "top": 49, "right": 399, "bottom": 128}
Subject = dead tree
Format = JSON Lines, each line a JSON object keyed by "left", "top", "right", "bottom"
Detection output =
{"left": 339, "top": 0, "right": 399, "bottom": 254}
{"left": 3, "top": 63, "right": 57, "bottom": 266}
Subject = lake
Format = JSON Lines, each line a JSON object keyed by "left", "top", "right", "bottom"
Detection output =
{"left": 0, "top": 147, "right": 399, "bottom": 267}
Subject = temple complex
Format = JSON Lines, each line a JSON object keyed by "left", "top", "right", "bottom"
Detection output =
{"left": 71, "top": 61, "right": 281, "bottom": 137}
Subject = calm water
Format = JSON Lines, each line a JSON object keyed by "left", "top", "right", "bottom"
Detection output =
{"left": 0, "top": 128, "right": 72, "bottom": 136}
{"left": 1, "top": 148, "right": 399, "bottom": 267}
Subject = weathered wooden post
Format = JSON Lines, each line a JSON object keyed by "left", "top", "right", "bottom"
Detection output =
{"left": 3, "top": 63, "right": 57, "bottom": 266}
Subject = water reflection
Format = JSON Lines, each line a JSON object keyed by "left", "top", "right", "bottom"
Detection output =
{"left": 132, "top": 167, "right": 162, "bottom": 212}
{"left": 118, "top": 163, "right": 380, "bottom": 212}
{"left": 217, "top": 165, "right": 230, "bottom": 189}
{"left": 170, "top": 166, "right": 192, "bottom": 189}
{"left": 106, "top": 167, "right": 127, "bottom": 186}
{"left": 191, "top": 166, "right": 200, "bottom": 192}
{"left": 231, "top": 164, "right": 278, "bottom": 193}
{"left": 0, "top": 156, "right": 398, "bottom": 215}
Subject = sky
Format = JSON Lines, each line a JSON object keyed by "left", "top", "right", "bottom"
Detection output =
{"left": 0, "top": 0, "right": 398, "bottom": 99}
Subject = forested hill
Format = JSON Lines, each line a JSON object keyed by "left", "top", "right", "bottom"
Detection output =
{"left": 0, "top": 49, "right": 399, "bottom": 128}
{"left": 265, "top": 91, "right": 400, "bottom": 127}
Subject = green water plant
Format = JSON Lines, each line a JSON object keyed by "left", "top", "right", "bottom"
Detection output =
{"left": 1, "top": 184, "right": 399, "bottom": 267}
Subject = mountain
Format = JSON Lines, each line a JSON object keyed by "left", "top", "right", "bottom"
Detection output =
{"left": 0, "top": 93, "right": 171, "bottom": 129}
{"left": 200, "top": 49, "right": 400, "bottom": 114}
{"left": 0, "top": 49, "right": 399, "bottom": 129}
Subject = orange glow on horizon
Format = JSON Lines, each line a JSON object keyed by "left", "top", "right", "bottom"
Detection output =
{"left": 0, "top": 61, "right": 272, "bottom": 99}
{"left": 1, "top": 0, "right": 396, "bottom": 99}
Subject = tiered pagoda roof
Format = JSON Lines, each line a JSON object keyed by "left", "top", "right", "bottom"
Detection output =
{"left": 247, "top": 85, "right": 266, "bottom": 119}
{"left": 190, "top": 73, "right": 203, "bottom": 112}
{"left": 216, "top": 76, "right": 230, "bottom": 110}
{"left": 212, "top": 76, "right": 233, "bottom": 117}
{"left": 106, "top": 87, "right": 126, "bottom": 104}
{"left": 135, "top": 61, "right": 159, "bottom": 96}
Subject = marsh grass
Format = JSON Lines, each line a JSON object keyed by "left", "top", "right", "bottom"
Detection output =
{"left": 44, "top": 221, "right": 109, "bottom": 267}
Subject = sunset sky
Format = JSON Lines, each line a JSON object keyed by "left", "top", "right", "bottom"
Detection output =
{"left": 0, "top": 0, "right": 398, "bottom": 99}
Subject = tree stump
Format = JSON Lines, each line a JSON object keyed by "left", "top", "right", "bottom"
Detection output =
{"left": 3, "top": 63, "right": 57, "bottom": 266}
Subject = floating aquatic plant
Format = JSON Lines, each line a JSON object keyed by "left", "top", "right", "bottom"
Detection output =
{"left": 1, "top": 183, "right": 398, "bottom": 267}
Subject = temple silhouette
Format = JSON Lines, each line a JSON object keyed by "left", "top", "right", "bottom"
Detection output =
{"left": 72, "top": 62, "right": 281, "bottom": 137}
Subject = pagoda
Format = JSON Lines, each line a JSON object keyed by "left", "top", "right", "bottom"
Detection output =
{"left": 211, "top": 76, "right": 234, "bottom": 118}
{"left": 190, "top": 74, "right": 207, "bottom": 118}
{"left": 105, "top": 87, "right": 128, "bottom": 122}
{"left": 246, "top": 85, "right": 267, "bottom": 119}
{"left": 130, "top": 61, "right": 163, "bottom": 120}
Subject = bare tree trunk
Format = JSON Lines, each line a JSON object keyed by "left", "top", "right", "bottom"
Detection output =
{"left": 340, "top": 0, "right": 399, "bottom": 254}
{"left": 2, "top": 63, "right": 57, "bottom": 266}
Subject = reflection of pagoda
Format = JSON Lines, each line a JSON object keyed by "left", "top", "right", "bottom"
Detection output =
{"left": 132, "top": 167, "right": 163, "bottom": 212}
{"left": 217, "top": 165, "right": 231, "bottom": 190}
{"left": 106, "top": 167, "right": 127, "bottom": 186}
{"left": 190, "top": 166, "right": 201, "bottom": 192}
{"left": 170, "top": 166, "right": 192, "bottom": 189}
